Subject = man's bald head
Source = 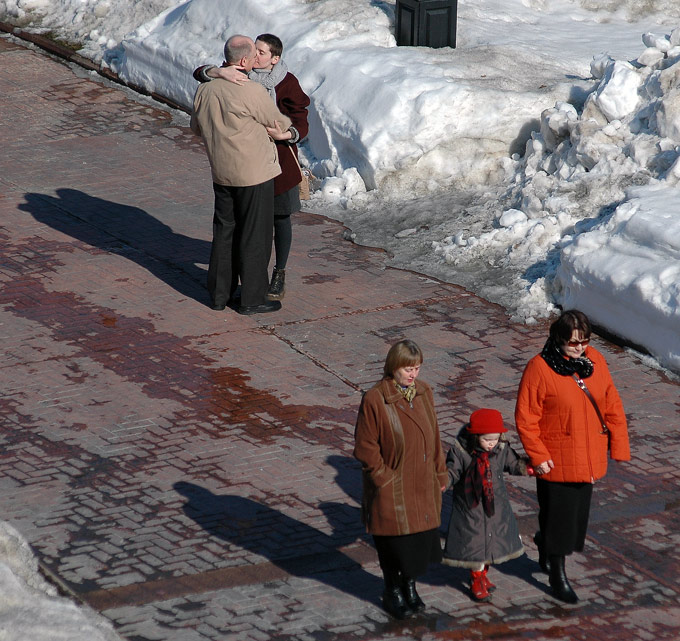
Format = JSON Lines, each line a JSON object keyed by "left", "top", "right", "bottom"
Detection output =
{"left": 224, "top": 35, "right": 256, "bottom": 70}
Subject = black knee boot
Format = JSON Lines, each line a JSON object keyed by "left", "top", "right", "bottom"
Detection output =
{"left": 548, "top": 555, "right": 578, "bottom": 604}
{"left": 401, "top": 577, "right": 425, "bottom": 612}
{"left": 533, "top": 531, "right": 551, "bottom": 574}
{"left": 382, "top": 571, "right": 414, "bottom": 619}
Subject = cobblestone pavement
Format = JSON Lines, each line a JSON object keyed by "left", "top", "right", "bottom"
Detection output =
{"left": 1, "top": 34, "right": 680, "bottom": 641}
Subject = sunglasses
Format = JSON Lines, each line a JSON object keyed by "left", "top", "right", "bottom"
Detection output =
{"left": 566, "top": 338, "right": 590, "bottom": 347}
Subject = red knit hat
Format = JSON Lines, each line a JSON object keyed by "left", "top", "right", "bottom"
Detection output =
{"left": 467, "top": 408, "right": 508, "bottom": 434}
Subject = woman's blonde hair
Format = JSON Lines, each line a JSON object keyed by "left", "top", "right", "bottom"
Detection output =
{"left": 383, "top": 339, "right": 423, "bottom": 378}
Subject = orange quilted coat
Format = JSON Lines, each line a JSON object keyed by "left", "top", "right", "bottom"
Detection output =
{"left": 515, "top": 346, "right": 630, "bottom": 483}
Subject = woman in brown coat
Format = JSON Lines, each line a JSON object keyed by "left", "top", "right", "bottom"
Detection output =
{"left": 354, "top": 339, "right": 448, "bottom": 619}
{"left": 515, "top": 310, "right": 630, "bottom": 603}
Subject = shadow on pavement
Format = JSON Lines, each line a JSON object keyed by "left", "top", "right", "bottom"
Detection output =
{"left": 174, "top": 481, "right": 383, "bottom": 604}
{"left": 19, "top": 188, "right": 210, "bottom": 304}
{"left": 325, "top": 454, "right": 363, "bottom": 501}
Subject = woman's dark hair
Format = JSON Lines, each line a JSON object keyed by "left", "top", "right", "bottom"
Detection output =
{"left": 383, "top": 339, "right": 423, "bottom": 378}
{"left": 549, "top": 309, "right": 592, "bottom": 344}
{"left": 256, "top": 33, "right": 283, "bottom": 58}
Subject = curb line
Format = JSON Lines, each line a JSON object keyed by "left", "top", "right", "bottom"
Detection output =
{"left": 0, "top": 20, "right": 189, "bottom": 114}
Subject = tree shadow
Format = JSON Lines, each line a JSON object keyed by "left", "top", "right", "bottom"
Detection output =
{"left": 174, "top": 481, "right": 382, "bottom": 604}
{"left": 19, "top": 188, "right": 211, "bottom": 305}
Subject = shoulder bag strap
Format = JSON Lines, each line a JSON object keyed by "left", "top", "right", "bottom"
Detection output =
{"left": 572, "top": 373, "right": 609, "bottom": 434}
{"left": 285, "top": 143, "right": 304, "bottom": 181}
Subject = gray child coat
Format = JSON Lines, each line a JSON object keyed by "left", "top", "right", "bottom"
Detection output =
{"left": 443, "top": 428, "right": 529, "bottom": 568}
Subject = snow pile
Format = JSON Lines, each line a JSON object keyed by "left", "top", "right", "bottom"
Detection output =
{"left": 432, "top": 29, "right": 680, "bottom": 370}
{"left": 0, "top": 0, "right": 179, "bottom": 59}
{"left": 0, "top": 522, "right": 122, "bottom": 641}
{"left": 557, "top": 185, "right": 680, "bottom": 371}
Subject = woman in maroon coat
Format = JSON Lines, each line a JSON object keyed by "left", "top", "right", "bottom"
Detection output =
{"left": 354, "top": 340, "right": 448, "bottom": 619}
{"left": 194, "top": 34, "right": 310, "bottom": 301}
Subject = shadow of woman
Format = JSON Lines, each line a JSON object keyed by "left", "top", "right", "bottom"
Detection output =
{"left": 174, "top": 481, "right": 382, "bottom": 604}
{"left": 325, "top": 454, "right": 363, "bottom": 502}
{"left": 19, "top": 188, "right": 211, "bottom": 304}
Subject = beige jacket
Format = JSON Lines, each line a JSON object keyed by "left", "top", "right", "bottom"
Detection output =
{"left": 191, "top": 75, "right": 292, "bottom": 187}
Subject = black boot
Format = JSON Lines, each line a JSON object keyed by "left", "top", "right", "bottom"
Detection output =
{"left": 548, "top": 555, "right": 578, "bottom": 604}
{"left": 382, "top": 572, "right": 414, "bottom": 619}
{"left": 401, "top": 578, "right": 425, "bottom": 612}
{"left": 266, "top": 268, "right": 286, "bottom": 300}
{"left": 533, "top": 531, "right": 551, "bottom": 574}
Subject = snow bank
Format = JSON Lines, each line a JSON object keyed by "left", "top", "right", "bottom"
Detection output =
{"left": 0, "top": 522, "right": 122, "bottom": 641}
{"left": 2, "top": 0, "right": 679, "bottom": 370}
{"left": 0, "top": 0, "right": 178, "bottom": 57}
{"left": 556, "top": 185, "right": 680, "bottom": 371}
{"left": 435, "top": 28, "right": 680, "bottom": 369}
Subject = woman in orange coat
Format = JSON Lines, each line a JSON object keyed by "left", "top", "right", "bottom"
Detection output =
{"left": 354, "top": 339, "right": 448, "bottom": 619}
{"left": 515, "top": 310, "right": 630, "bottom": 603}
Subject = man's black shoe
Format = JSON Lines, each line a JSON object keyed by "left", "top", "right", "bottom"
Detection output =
{"left": 237, "top": 300, "right": 282, "bottom": 315}
{"left": 211, "top": 302, "right": 227, "bottom": 311}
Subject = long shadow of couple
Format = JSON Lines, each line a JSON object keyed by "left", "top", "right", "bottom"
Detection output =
{"left": 19, "top": 188, "right": 210, "bottom": 305}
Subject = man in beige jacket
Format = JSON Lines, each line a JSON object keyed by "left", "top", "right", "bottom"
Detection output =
{"left": 191, "top": 35, "right": 292, "bottom": 314}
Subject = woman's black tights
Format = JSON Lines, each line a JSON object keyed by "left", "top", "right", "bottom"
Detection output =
{"left": 274, "top": 214, "right": 292, "bottom": 270}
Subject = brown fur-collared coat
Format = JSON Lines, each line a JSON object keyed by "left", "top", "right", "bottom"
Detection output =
{"left": 354, "top": 378, "right": 448, "bottom": 536}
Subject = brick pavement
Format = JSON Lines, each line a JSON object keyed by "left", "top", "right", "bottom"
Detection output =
{"left": 1, "top": 33, "right": 680, "bottom": 641}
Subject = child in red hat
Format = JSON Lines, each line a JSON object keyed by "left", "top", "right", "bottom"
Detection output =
{"left": 442, "top": 409, "right": 534, "bottom": 601}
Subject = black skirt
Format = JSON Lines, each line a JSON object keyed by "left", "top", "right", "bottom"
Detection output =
{"left": 537, "top": 478, "right": 593, "bottom": 556}
{"left": 373, "top": 528, "right": 443, "bottom": 579}
{"left": 274, "top": 184, "right": 301, "bottom": 217}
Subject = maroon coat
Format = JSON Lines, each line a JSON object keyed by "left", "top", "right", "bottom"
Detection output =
{"left": 272, "top": 72, "right": 310, "bottom": 196}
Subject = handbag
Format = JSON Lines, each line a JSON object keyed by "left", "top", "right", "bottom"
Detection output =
{"left": 286, "top": 145, "right": 311, "bottom": 200}
{"left": 571, "top": 373, "right": 610, "bottom": 439}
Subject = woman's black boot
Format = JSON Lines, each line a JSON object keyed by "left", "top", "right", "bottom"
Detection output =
{"left": 382, "top": 572, "right": 414, "bottom": 619}
{"left": 266, "top": 268, "right": 286, "bottom": 300}
{"left": 533, "top": 531, "right": 551, "bottom": 574}
{"left": 401, "top": 578, "right": 426, "bottom": 612}
{"left": 548, "top": 555, "right": 578, "bottom": 604}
